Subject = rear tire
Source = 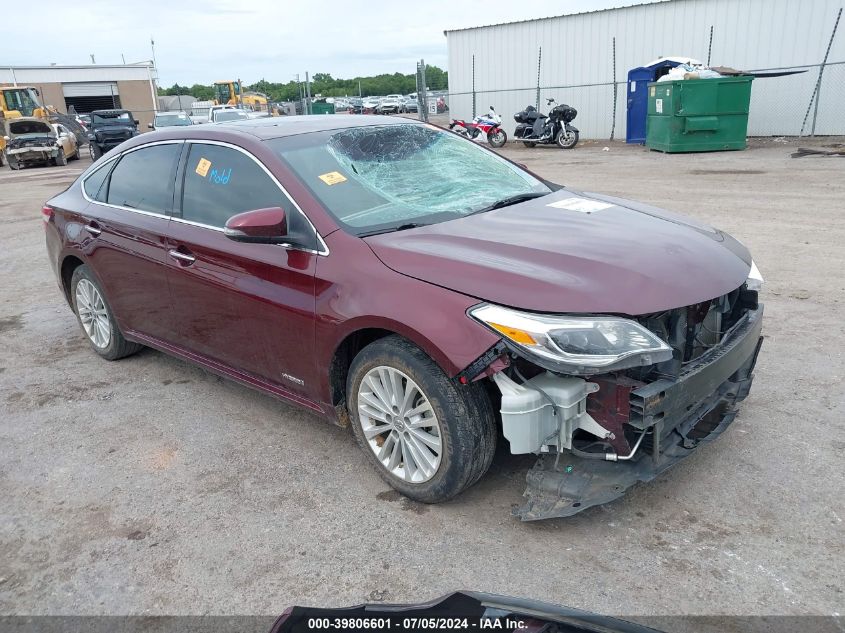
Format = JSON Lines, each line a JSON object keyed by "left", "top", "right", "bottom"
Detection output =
{"left": 523, "top": 141, "right": 537, "bottom": 148}
{"left": 70, "top": 265, "right": 143, "bottom": 361}
{"left": 347, "top": 335, "right": 496, "bottom": 503}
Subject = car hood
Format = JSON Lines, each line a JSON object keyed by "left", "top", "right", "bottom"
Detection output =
{"left": 364, "top": 189, "right": 752, "bottom": 315}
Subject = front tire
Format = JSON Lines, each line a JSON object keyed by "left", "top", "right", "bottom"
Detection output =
{"left": 53, "top": 148, "right": 67, "bottom": 166}
{"left": 70, "top": 265, "right": 143, "bottom": 361}
{"left": 557, "top": 128, "right": 579, "bottom": 149}
{"left": 89, "top": 144, "right": 102, "bottom": 161}
{"left": 488, "top": 129, "right": 507, "bottom": 148}
{"left": 347, "top": 335, "right": 496, "bottom": 503}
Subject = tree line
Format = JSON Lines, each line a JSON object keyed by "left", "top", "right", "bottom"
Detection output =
{"left": 158, "top": 66, "right": 448, "bottom": 101}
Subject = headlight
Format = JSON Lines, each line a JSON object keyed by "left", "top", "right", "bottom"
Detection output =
{"left": 746, "top": 260, "right": 764, "bottom": 291}
{"left": 469, "top": 303, "right": 673, "bottom": 375}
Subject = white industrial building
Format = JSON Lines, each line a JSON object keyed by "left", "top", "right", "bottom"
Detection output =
{"left": 445, "top": 0, "right": 845, "bottom": 138}
{"left": 1, "top": 64, "right": 159, "bottom": 130}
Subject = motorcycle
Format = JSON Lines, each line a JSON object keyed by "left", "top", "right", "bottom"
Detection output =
{"left": 513, "top": 98, "right": 579, "bottom": 149}
{"left": 449, "top": 106, "right": 508, "bottom": 148}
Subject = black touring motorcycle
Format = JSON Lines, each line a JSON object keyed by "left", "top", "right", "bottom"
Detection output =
{"left": 514, "top": 98, "right": 579, "bottom": 149}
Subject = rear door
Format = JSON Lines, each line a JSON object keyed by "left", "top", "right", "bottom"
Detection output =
{"left": 82, "top": 141, "right": 182, "bottom": 343}
{"left": 164, "top": 141, "right": 320, "bottom": 396}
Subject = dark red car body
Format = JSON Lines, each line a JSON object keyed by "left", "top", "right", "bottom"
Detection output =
{"left": 44, "top": 116, "right": 761, "bottom": 519}
{"left": 44, "top": 118, "right": 507, "bottom": 423}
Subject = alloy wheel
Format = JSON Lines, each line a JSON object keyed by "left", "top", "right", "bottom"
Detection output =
{"left": 75, "top": 279, "right": 111, "bottom": 349}
{"left": 357, "top": 366, "right": 443, "bottom": 483}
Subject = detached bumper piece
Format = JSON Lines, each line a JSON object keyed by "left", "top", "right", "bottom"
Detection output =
{"left": 516, "top": 306, "right": 763, "bottom": 521}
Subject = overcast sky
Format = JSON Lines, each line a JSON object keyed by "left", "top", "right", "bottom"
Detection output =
{"left": 7, "top": 0, "right": 650, "bottom": 86}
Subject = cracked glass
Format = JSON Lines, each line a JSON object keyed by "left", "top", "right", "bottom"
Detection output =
{"left": 271, "top": 124, "right": 550, "bottom": 235}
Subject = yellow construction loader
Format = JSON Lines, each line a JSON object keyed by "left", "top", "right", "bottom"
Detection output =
{"left": 213, "top": 80, "right": 274, "bottom": 115}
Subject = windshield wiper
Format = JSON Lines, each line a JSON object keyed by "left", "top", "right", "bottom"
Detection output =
{"left": 471, "top": 192, "right": 548, "bottom": 215}
{"left": 359, "top": 222, "right": 428, "bottom": 237}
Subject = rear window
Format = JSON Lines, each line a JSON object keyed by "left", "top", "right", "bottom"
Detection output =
{"left": 105, "top": 144, "right": 181, "bottom": 214}
{"left": 214, "top": 111, "right": 249, "bottom": 122}
{"left": 83, "top": 163, "right": 113, "bottom": 202}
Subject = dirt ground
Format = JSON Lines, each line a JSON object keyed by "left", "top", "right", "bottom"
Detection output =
{"left": 0, "top": 134, "right": 843, "bottom": 623}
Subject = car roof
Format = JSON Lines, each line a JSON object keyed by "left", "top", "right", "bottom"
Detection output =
{"left": 204, "top": 114, "right": 417, "bottom": 139}
{"left": 113, "top": 115, "right": 424, "bottom": 154}
{"left": 91, "top": 109, "right": 131, "bottom": 115}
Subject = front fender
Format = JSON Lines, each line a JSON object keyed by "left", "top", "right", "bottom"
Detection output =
{"left": 313, "top": 232, "right": 501, "bottom": 405}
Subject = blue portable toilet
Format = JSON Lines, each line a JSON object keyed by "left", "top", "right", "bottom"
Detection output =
{"left": 626, "top": 56, "right": 702, "bottom": 144}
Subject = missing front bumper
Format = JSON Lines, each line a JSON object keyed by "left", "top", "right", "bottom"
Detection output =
{"left": 515, "top": 306, "right": 764, "bottom": 521}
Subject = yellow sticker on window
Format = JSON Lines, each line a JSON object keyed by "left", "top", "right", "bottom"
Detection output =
{"left": 318, "top": 171, "right": 347, "bottom": 185}
{"left": 195, "top": 158, "right": 212, "bottom": 177}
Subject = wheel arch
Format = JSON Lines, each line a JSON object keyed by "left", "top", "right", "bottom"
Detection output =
{"left": 326, "top": 319, "right": 464, "bottom": 410}
{"left": 60, "top": 254, "right": 86, "bottom": 305}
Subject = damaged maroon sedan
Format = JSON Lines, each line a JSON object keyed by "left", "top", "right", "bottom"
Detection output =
{"left": 44, "top": 116, "right": 763, "bottom": 520}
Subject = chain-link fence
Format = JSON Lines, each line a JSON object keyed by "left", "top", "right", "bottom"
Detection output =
{"left": 424, "top": 59, "right": 845, "bottom": 140}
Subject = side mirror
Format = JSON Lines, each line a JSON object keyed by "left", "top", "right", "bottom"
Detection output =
{"left": 224, "top": 207, "right": 288, "bottom": 244}
{"left": 134, "top": 119, "right": 140, "bottom": 125}
{"left": 148, "top": 123, "right": 154, "bottom": 129}
{"left": 3, "top": 135, "right": 9, "bottom": 142}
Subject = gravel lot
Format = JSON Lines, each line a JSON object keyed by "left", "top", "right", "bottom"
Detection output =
{"left": 1, "top": 135, "right": 843, "bottom": 622}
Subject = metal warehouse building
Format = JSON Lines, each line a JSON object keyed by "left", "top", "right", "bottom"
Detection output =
{"left": 445, "top": 0, "right": 845, "bottom": 138}
{"left": 0, "top": 64, "right": 158, "bottom": 131}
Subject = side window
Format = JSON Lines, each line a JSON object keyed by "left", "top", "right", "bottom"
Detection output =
{"left": 181, "top": 143, "right": 291, "bottom": 228}
{"left": 105, "top": 143, "right": 181, "bottom": 214}
{"left": 82, "top": 162, "right": 113, "bottom": 202}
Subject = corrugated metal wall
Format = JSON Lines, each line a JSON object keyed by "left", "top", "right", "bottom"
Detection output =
{"left": 446, "top": 0, "right": 845, "bottom": 137}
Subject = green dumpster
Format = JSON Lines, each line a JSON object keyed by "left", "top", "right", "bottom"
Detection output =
{"left": 310, "top": 100, "right": 335, "bottom": 115}
{"left": 646, "top": 76, "right": 753, "bottom": 152}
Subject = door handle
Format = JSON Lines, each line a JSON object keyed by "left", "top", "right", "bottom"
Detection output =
{"left": 85, "top": 222, "right": 102, "bottom": 236}
{"left": 168, "top": 249, "right": 196, "bottom": 264}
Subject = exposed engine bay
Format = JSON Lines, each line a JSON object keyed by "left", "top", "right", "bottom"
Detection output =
{"left": 467, "top": 284, "right": 764, "bottom": 520}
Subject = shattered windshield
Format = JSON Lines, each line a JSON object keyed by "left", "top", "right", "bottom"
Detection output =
{"left": 92, "top": 112, "right": 133, "bottom": 126}
{"left": 270, "top": 124, "right": 550, "bottom": 234}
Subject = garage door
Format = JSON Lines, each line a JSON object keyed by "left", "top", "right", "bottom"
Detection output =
{"left": 62, "top": 82, "right": 121, "bottom": 114}
{"left": 62, "top": 82, "right": 119, "bottom": 97}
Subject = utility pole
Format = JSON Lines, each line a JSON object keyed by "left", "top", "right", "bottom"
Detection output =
{"left": 305, "top": 72, "right": 312, "bottom": 115}
{"left": 149, "top": 36, "right": 159, "bottom": 114}
{"left": 150, "top": 36, "right": 158, "bottom": 72}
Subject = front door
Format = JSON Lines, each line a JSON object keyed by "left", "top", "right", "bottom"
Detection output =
{"left": 165, "top": 141, "right": 319, "bottom": 397}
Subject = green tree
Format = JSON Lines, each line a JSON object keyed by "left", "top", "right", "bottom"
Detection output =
{"left": 165, "top": 66, "right": 450, "bottom": 103}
